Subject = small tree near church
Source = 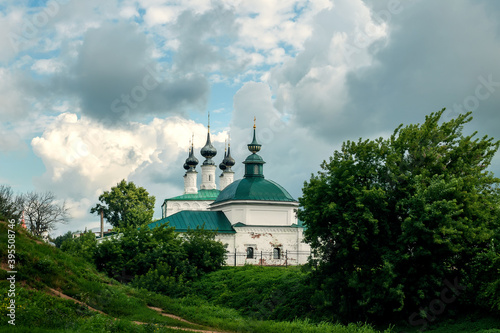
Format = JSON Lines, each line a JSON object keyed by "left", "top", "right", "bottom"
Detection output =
{"left": 91, "top": 179, "right": 155, "bottom": 228}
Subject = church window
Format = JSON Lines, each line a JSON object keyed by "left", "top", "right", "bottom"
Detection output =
{"left": 209, "top": 175, "right": 212, "bottom": 181}
{"left": 273, "top": 248, "right": 281, "bottom": 259}
{"left": 246, "top": 247, "right": 254, "bottom": 259}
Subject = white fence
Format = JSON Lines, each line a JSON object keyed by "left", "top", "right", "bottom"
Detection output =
{"left": 225, "top": 250, "right": 312, "bottom": 266}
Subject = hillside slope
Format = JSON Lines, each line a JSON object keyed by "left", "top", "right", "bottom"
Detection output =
{"left": 0, "top": 222, "right": 390, "bottom": 333}
{"left": 0, "top": 221, "right": 222, "bottom": 332}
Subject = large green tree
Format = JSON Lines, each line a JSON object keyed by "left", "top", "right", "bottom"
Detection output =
{"left": 91, "top": 180, "right": 155, "bottom": 228}
{"left": 298, "top": 110, "right": 500, "bottom": 323}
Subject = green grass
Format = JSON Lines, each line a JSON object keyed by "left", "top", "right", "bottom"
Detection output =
{"left": 0, "top": 223, "right": 210, "bottom": 331}
{"left": 137, "top": 290, "right": 391, "bottom": 333}
{"left": 182, "top": 265, "right": 500, "bottom": 333}
{"left": 189, "top": 265, "right": 315, "bottom": 321}
{"left": 391, "top": 314, "right": 500, "bottom": 333}
{"left": 1, "top": 315, "right": 190, "bottom": 333}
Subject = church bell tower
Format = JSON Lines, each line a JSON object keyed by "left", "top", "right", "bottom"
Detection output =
{"left": 200, "top": 113, "right": 217, "bottom": 190}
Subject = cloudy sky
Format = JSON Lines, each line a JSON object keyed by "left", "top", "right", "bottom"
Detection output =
{"left": 1, "top": 0, "right": 500, "bottom": 236}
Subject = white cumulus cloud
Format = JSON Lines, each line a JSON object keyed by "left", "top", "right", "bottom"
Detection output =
{"left": 31, "top": 113, "right": 227, "bottom": 231}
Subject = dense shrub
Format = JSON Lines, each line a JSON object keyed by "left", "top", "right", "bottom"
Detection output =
{"left": 60, "top": 231, "right": 98, "bottom": 262}
{"left": 181, "top": 226, "right": 226, "bottom": 276}
{"left": 93, "top": 223, "right": 226, "bottom": 295}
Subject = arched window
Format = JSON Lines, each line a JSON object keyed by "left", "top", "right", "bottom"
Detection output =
{"left": 246, "top": 247, "right": 254, "bottom": 259}
{"left": 209, "top": 175, "right": 212, "bottom": 181}
{"left": 273, "top": 248, "right": 281, "bottom": 259}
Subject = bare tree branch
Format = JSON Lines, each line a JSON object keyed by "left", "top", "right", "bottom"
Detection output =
{"left": 21, "top": 191, "right": 70, "bottom": 236}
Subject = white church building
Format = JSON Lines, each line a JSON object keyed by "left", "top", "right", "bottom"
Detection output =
{"left": 149, "top": 119, "right": 311, "bottom": 265}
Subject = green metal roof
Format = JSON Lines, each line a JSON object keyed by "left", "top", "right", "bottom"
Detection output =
{"left": 213, "top": 177, "right": 297, "bottom": 204}
{"left": 148, "top": 211, "right": 236, "bottom": 233}
{"left": 244, "top": 153, "right": 265, "bottom": 163}
{"left": 165, "top": 189, "right": 220, "bottom": 202}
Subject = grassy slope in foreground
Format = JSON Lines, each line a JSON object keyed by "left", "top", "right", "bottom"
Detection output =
{"left": 185, "top": 261, "right": 500, "bottom": 332}
{"left": 0, "top": 221, "right": 389, "bottom": 333}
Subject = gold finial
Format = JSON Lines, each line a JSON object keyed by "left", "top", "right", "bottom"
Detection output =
{"left": 228, "top": 133, "right": 231, "bottom": 147}
{"left": 253, "top": 116, "right": 256, "bottom": 129}
{"left": 191, "top": 133, "right": 194, "bottom": 148}
{"left": 208, "top": 111, "right": 211, "bottom": 131}
{"left": 225, "top": 139, "right": 227, "bottom": 152}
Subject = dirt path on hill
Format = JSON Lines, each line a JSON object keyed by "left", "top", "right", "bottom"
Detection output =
{"left": 147, "top": 306, "right": 196, "bottom": 324}
{"left": 46, "top": 288, "right": 228, "bottom": 333}
{"left": 48, "top": 288, "right": 106, "bottom": 314}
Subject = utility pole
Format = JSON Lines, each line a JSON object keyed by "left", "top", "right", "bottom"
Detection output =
{"left": 100, "top": 209, "right": 104, "bottom": 238}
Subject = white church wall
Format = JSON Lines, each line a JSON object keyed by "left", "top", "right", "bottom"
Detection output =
{"left": 165, "top": 200, "right": 212, "bottom": 217}
{"left": 211, "top": 201, "right": 298, "bottom": 226}
{"left": 215, "top": 233, "right": 236, "bottom": 252}
{"left": 247, "top": 208, "right": 289, "bottom": 226}
{"left": 220, "top": 226, "right": 311, "bottom": 266}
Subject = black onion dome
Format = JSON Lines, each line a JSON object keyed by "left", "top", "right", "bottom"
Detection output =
{"left": 184, "top": 145, "right": 193, "bottom": 170}
{"left": 219, "top": 149, "right": 227, "bottom": 170}
{"left": 186, "top": 146, "right": 199, "bottom": 168}
{"left": 201, "top": 132, "right": 217, "bottom": 159}
{"left": 201, "top": 128, "right": 217, "bottom": 166}
{"left": 223, "top": 145, "right": 235, "bottom": 167}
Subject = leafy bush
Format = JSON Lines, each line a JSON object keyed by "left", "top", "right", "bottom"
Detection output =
{"left": 60, "top": 231, "right": 97, "bottom": 262}
{"left": 94, "top": 223, "right": 184, "bottom": 283}
{"left": 132, "top": 263, "right": 188, "bottom": 296}
{"left": 182, "top": 226, "right": 227, "bottom": 276}
{"left": 93, "top": 223, "right": 226, "bottom": 296}
{"left": 33, "top": 257, "right": 57, "bottom": 275}
{"left": 53, "top": 231, "right": 74, "bottom": 248}
{"left": 469, "top": 249, "right": 500, "bottom": 314}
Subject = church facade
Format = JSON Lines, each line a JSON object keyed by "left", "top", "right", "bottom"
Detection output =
{"left": 150, "top": 120, "right": 311, "bottom": 266}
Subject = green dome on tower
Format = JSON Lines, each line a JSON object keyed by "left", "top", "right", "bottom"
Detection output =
{"left": 213, "top": 117, "right": 296, "bottom": 204}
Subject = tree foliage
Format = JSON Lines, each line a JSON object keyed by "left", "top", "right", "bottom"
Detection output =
{"left": 94, "top": 224, "right": 183, "bottom": 282}
{"left": 298, "top": 110, "right": 500, "bottom": 322}
{"left": 181, "top": 226, "right": 227, "bottom": 274}
{"left": 92, "top": 223, "right": 226, "bottom": 296}
{"left": 90, "top": 180, "right": 155, "bottom": 228}
{"left": 0, "top": 184, "right": 23, "bottom": 221}
{"left": 53, "top": 231, "right": 75, "bottom": 248}
{"left": 60, "top": 231, "right": 97, "bottom": 262}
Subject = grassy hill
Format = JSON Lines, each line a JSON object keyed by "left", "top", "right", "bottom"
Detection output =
{"left": 1, "top": 221, "right": 499, "bottom": 332}
{"left": 0, "top": 222, "right": 390, "bottom": 332}
{"left": 189, "top": 266, "right": 500, "bottom": 333}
